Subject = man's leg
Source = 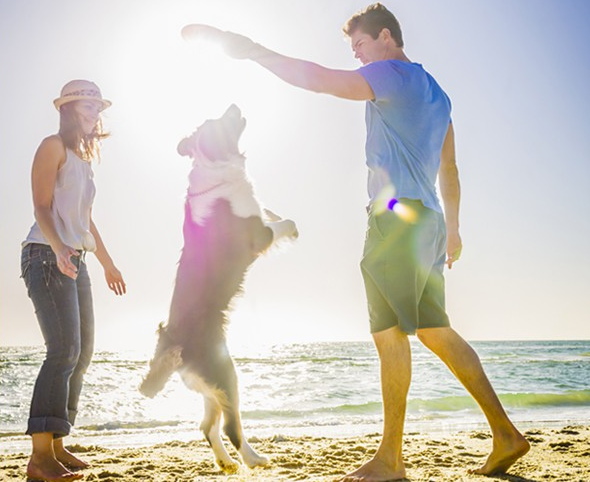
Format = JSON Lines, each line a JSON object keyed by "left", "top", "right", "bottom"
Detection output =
{"left": 341, "top": 326, "right": 410, "bottom": 482}
{"left": 416, "top": 327, "right": 530, "bottom": 474}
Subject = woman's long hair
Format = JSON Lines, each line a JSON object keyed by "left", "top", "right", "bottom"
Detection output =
{"left": 58, "top": 102, "right": 110, "bottom": 161}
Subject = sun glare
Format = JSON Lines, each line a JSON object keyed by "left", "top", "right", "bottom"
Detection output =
{"left": 371, "top": 184, "right": 397, "bottom": 215}
{"left": 107, "top": 6, "right": 275, "bottom": 136}
{"left": 367, "top": 185, "right": 418, "bottom": 223}
{"left": 99, "top": 5, "right": 356, "bottom": 353}
{"left": 392, "top": 202, "right": 418, "bottom": 223}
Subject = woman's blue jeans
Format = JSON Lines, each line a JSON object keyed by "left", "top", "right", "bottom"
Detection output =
{"left": 21, "top": 243, "right": 94, "bottom": 437}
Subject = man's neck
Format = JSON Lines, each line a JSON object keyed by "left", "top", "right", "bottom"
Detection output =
{"left": 387, "top": 48, "right": 411, "bottom": 63}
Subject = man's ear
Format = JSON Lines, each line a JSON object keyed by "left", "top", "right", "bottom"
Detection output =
{"left": 380, "top": 27, "right": 392, "bottom": 42}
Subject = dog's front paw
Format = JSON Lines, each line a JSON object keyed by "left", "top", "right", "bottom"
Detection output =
{"left": 263, "top": 208, "right": 282, "bottom": 222}
{"left": 267, "top": 219, "right": 298, "bottom": 242}
{"left": 284, "top": 219, "right": 299, "bottom": 239}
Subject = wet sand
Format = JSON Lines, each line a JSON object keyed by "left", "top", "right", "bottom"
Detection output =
{"left": 1, "top": 425, "right": 588, "bottom": 481}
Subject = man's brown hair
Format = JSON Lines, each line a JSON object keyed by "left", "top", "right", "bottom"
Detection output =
{"left": 343, "top": 3, "right": 404, "bottom": 47}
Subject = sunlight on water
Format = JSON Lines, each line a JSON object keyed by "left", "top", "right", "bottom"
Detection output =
{"left": 2, "top": 340, "right": 589, "bottom": 454}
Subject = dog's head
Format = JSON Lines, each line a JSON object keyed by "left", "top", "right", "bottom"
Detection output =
{"left": 177, "top": 104, "right": 246, "bottom": 162}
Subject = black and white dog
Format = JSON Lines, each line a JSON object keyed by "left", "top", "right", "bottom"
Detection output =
{"left": 140, "top": 104, "right": 297, "bottom": 472}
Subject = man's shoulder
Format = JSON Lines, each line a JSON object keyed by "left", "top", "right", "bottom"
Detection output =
{"left": 359, "top": 59, "right": 425, "bottom": 79}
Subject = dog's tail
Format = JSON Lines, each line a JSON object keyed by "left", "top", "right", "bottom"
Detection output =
{"left": 139, "top": 324, "right": 183, "bottom": 398}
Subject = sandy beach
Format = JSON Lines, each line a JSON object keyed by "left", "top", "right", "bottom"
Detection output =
{"left": 1, "top": 425, "right": 588, "bottom": 481}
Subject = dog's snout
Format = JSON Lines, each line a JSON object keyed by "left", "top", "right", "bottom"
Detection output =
{"left": 177, "top": 136, "right": 193, "bottom": 157}
{"left": 224, "top": 104, "right": 241, "bottom": 119}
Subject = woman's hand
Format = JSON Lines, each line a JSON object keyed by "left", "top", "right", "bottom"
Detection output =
{"left": 104, "top": 264, "right": 126, "bottom": 296}
{"left": 53, "top": 244, "right": 80, "bottom": 280}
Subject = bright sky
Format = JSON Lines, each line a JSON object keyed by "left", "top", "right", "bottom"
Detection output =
{"left": 1, "top": 0, "right": 589, "bottom": 350}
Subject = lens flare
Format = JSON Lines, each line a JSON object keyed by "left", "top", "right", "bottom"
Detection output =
{"left": 371, "top": 185, "right": 417, "bottom": 223}
{"left": 392, "top": 201, "right": 418, "bottom": 223}
{"left": 372, "top": 184, "right": 396, "bottom": 215}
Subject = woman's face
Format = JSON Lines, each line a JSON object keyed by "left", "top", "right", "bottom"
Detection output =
{"left": 72, "top": 100, "right": 102, "bottom": 135}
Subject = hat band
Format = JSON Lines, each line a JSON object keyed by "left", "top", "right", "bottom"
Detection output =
{"left": 63, "top": 89, "right": 102, "bottom": 100}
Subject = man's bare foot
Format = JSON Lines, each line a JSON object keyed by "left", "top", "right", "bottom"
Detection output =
{"left": 470, "top": 432, "right": 530, "bottom": 475}
{"left": 26, "top": 454, "right": 83, "bottom": 481}
{"left": 54, "top": 446, "right": 90, "bottom": 470}
{"left": 339, "top": 456, "right": 406, "bottom": 482}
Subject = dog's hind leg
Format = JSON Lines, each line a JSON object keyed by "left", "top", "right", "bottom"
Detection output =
{"left": 139, "top": 344, "right": 183, "bottom": 398}
{"left": 201, "top": 396, "right": 240, "bottom": 474}
{"left": 223, "top": 406, "right": 269, "bottom": 469}
{"left": 215, "top": 359, "right": 270, "bottom": 469}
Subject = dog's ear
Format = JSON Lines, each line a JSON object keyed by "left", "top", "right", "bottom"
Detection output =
{"left": 177, "top": 137, "right": 193, "bottom": 157}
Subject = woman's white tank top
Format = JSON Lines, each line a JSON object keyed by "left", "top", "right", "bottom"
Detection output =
{"left": 24, "top": 148, "right": 97, "bottom": 251}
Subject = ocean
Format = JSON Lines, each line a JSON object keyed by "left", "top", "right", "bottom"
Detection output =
{"left": 1, "top": 340, "right": 589, "bottom": 455}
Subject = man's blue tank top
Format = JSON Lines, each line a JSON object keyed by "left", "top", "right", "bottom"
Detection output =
{"left": 358, "top": 60, "right": 451, "bottom": 213}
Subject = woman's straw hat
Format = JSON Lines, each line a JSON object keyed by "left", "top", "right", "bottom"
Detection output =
{"left": 53, "top": 80, "right": 111, "bottom": 111}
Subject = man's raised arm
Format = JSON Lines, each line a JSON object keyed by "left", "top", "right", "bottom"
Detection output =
{"left": 182, "top": 24, "right": 374, "bottom": 101}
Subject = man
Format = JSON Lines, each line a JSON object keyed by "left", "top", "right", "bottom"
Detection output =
{"left": 183, "top": 3, "right": 529, "bottom": 480}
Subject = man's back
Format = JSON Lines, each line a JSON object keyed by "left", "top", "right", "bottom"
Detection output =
{"left": 359, "top": 60, "right": 451, "bottom": 212}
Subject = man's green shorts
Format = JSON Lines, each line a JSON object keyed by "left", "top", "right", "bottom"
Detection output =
{"left": 361, "top": 198, "right": 450, "bottom": 335}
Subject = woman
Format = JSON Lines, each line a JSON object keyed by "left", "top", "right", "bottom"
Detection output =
{"left": 21, "top": 80, "right": 126, "bottom": 482}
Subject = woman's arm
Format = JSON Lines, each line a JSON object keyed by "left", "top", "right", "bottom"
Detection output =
{"left": 89, "top": 215, "right": 126, "bottom": 296}
{"left": 31, "top": 135, "right": 80, "bottom": 279}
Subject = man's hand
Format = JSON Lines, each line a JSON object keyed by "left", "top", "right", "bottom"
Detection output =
{"left": 181, "top": 24, "right": 258, "bottom": 59}
{"left": 181, "top": 24, "right": 223, "bottom": 42}
{"left": 446, "top": 231, "right": 462, "bottom": 269}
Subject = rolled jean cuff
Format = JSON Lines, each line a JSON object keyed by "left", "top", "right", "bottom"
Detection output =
{"left": 26, "top": 416, "right": 71, "bottom": 437}
{"left": 68, "top": 408, "right": 78, "bottom": 426}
